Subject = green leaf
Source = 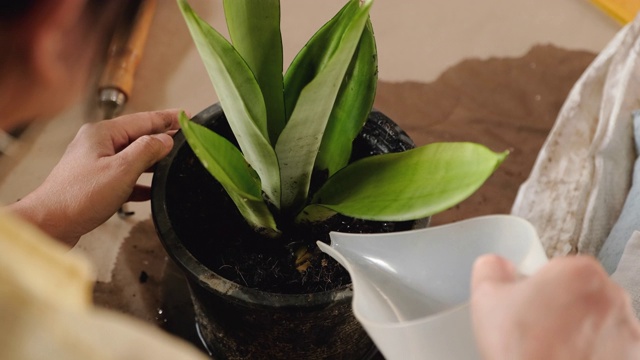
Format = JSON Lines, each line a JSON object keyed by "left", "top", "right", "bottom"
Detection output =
{"left": 276, "top": 0, "right": 373, "bottom": 212}
{"left": 177, "top": 0, "right": 280, "bottom": 208}
{"left": 315, "top": 20, "right": 377, "bottom": 176}
{"left": 178, "top": 112, "right": 279, "bottom": 235}
{"left": 223, "top": 0, "right": 285, "bottom": 144}
{"left": 283, "top": 0, "right": 360, "bottom": 121}
{"left": 299, "top": 143, "right": 508, "bottom": 222}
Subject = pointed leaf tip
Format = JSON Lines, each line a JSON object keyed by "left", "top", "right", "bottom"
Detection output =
{"left": 306, "top": 142, "right": 508, "bottom": 222}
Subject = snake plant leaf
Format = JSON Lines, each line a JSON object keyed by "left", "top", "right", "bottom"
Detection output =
{"left": 178, "top": 0, "right": 280, "bottom": 208}
{"left": 276, "top": 0, "right": 373, "bottom": 212}
{"left": 223, "top": 0, "right": 285, "bottom": 144}
{"left": 315, "top": 20, "right": 377, "bottom": 176}
{"left": 178, "top": 112, "right": 279, "bottom": 235}
{"left": 298, "top": 143, "right": 508, "bottom": 223}
{"left": 283, "top": 0, "right": 359, "bottom": 121}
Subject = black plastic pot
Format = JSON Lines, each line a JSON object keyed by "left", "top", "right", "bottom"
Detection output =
{"left": 151, "top": 103, "right": 415, "bottom": 359}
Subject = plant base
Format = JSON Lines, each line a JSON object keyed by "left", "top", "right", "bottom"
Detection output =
{"left": 152, "top": 103, "right": 416, "bottom": 359}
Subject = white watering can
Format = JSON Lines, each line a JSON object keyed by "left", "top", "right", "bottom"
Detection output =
{"left": 318, "top": 215, "right": 548, "bottom": 360}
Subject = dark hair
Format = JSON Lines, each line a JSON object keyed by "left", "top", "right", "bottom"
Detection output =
{"left": 0, "top": 0, "right": 131, "bottom": 86}
{"left": 0, "top": 1, "right": 38, "bottom": 21}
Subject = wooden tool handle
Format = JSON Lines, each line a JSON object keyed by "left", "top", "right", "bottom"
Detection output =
{"left": 99, "top": 0, "right": 158, "bottom": 98}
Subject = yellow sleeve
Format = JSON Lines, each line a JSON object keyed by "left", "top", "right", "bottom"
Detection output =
{"left": 0, "top": 211, "right": 208, "bottom": 360}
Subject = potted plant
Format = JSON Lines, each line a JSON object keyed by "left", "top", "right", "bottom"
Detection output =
{"left": 151, "top": 0, "right": 507, "bottom": 358}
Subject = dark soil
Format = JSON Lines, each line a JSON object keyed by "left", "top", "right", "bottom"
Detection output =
{"left": 165, "top": 111, "right": 414, "bottom": 294}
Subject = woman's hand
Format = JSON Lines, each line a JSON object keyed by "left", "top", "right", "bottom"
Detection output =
{"left": 470, "top": 254, "right": 640, "bottom": 360}
{"left": 8, "top": 110, "right": 181, "bottom": 247}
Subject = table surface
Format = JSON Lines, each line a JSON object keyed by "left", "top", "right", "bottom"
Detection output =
{"left": 0, "top": 0, "right": 622, "bottom": 356}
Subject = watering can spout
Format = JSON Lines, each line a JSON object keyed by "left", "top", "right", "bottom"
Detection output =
{"left": 318, "top": 215, "right": 548, "bottom": 360}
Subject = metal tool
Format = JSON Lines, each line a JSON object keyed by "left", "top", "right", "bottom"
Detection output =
{"left": 97, "top": 0, "right": 157, "bottom": 217}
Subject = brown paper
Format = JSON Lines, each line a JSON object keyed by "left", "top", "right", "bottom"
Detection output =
{"left": 375, "top": 45, "right": 596, "bottom": 226}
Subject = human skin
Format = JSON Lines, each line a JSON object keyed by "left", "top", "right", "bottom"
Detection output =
{"left": 0, "top": 1, "right": 183, "bottom": 247}
{"left": 7, "top": 110, "right": 181, "bottom": 246}
{"left": 471, "top": 254, "right": 640, "bottom": 359}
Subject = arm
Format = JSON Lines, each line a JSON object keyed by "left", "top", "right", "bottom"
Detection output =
{"left": 7, "top": 109, "right": 181, "bottom": 247}
{"left": 470, "top": 254, "right": 640, "bottom": 360}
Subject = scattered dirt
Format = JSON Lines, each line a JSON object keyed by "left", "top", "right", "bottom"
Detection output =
{"left": 93, "top": 219, "right": 168, "bottom": 324}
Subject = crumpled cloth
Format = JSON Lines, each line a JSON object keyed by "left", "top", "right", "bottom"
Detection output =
{"left": 511, "top": 12, "right": 640, "bottom": 316}
{"left": 599, "top": 111, "right": 640, "bottom": 273}
{"left": 600, "top": 110, "right": 640, "bottom": 321}
{"left": 604, "top": 111, "right": 640, "bottom": 317}
{"left": 612, "top": 231, "right": 640, "bottom": 318}
{"left": 512, "top": 13, "right": 640, "bottom": 258}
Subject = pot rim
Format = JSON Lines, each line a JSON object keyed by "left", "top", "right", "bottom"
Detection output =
{"left": 151, "top": 103, "right": 354, "bottom": 308}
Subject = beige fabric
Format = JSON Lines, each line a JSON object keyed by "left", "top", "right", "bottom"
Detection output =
{"left": 0, "top": 211, "right": 207, "bottom": 360}
{"left": 512, "top": 16, "right": 640, "bottom": 257}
